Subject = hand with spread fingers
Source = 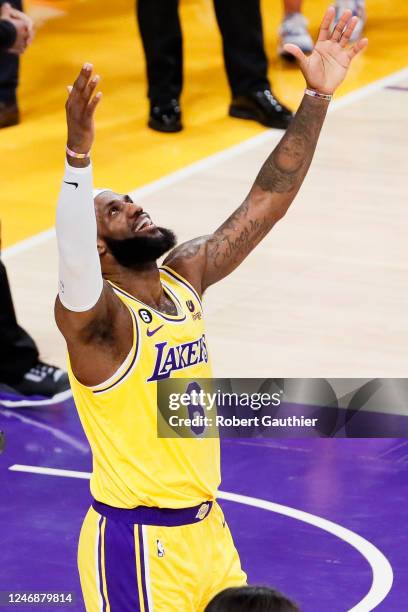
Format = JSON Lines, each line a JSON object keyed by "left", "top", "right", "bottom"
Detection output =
{"left": 284, "top": 6, "right": 368, "bottom": 95}
{"left": 65, "top": 63, "right": 103, "bottom": 159}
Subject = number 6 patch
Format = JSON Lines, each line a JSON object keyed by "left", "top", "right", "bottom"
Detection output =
{"left": 138, "top": 308, "right": 153, "bottom": 324}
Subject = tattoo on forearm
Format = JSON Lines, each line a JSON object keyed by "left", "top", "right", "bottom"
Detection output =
{"left": 209, "top": 97, "right": 328, "bottom": 270}
{"left": 200, "top": 96, "right": 329, "bottom": 286}
{"left": 255, "top": 95, "right": 329, "bottom": 194}
{"left": 207, "top": 202, "right": 269, "bottom": 270}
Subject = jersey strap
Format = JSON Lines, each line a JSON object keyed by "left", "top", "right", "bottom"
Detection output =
{"left": 160, "top": 265, "right": 203, "bottom": 307}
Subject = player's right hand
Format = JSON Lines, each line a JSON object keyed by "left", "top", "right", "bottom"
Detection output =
{"left": 283, "top": 7, "right": 368, "bottom": 95}
{"left": 66, "top": 64, "right": 102, "bottom": 155}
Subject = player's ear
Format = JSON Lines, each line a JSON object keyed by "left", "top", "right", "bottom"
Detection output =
{"left": 97, "top": 238, "right": 107, "bottom": 256}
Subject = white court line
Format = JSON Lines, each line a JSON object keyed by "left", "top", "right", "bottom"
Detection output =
{"left": 8, "top": 464, "right": 394, "bottom": 611}
{"left": 217, "top": 490, "right": 393, "bottom": 612}
{"left": 2, "top": 413, "right": 88, "bottom": 453}
{"left": 0, "top": 388, "right": 72, "bottom": 408}
{"left": 9, "top": 464, "right": 91, "bottom": 478}
{"left": 2, "top": 65, "right": 408, "bottom": 262}
{"left": 2, "top": 228, "right": 56, "bottom": 260}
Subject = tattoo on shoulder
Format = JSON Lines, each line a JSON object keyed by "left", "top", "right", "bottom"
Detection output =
{"left": 166, "top": 238, "right": 205, "bottom": 264}
{"left": 180, "top": 240, "right": 203, "bottom": 260}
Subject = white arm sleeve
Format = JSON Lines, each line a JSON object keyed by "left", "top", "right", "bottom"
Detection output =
{"left": 56, "top": 160, "right": 103, "bottom": 312}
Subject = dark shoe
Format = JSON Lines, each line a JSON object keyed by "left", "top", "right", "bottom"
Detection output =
{"left": 0, "top": 102, "right": 20, "bottom": 129}
{"left": 13, "top": 361, "right": 70, "bottom": 398}
{"left": 148, "top": 99, "right": 182, "bottom": 133}
{"left": 229, "top": 90, "right": 293, "bottom": 130}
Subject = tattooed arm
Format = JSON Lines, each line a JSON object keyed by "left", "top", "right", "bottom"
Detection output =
{"left": 203, "top": 93, "right": 329, "bottom": 286}
{"left": 164, "top": 95, "right": 328, "bottom": 292}
{"left": 164, "top": 7, "right": 367, "bottom": 293}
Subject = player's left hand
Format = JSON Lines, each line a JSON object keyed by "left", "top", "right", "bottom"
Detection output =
{"left": 283, "top": 6, "right": 368, "bottom": 95}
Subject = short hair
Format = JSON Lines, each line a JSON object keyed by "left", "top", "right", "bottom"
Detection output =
{"left": 204, "top": 586, "right": 300, "bottom": 612}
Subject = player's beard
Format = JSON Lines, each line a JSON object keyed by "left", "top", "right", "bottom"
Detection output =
{"left": 105, "top": 227, "right": 177, "bottom": 267}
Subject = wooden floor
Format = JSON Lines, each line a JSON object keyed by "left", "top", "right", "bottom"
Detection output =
{"left": 4, "top": 76, "right": 408, "bottom": 377}
{"left": 2, "top": 0, "right": 408, "bottom": 246}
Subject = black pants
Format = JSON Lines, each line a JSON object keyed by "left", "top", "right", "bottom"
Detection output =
{"left": 0, "top": 0, "right": 22, "bottom": 104}
{"left": 137, "top": 0, "right": 270, "bottom": 105}
{"left": 0, "top": 259, "right": 38, "bottom": 384}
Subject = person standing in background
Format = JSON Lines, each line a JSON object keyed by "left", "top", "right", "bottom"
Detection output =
{"left": 334, "top": 0, "right": 365, "bottom": 40}
{"left": 279, "top": 0, "right": 314, "bottom": 58}
{"left": 0, "top": 5, "right": 59, "bottom": 398}
{"left": 0, "top": 222, "right": 69, "bottom": 398}
{"left": 136, "top": 0, "right": 293, "bottom": 133}
{"left": 0, "top": 1, "right": 33, "bottom": 128}
{"left": 0, "top": 258, "right": 70, "bottom": 397}
{"left": 279, "top": 0, "right": 365, "bottom": 59}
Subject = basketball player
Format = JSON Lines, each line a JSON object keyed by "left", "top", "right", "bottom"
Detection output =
{"left": 55, "top": 8, "right": 366, "bottom": 611}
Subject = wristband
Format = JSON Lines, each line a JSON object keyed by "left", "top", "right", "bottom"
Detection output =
{"left": 66, "top": 145, "right": 90, "bottom": 159}
{"left": 305, "top": 88, "right": 333, "bottom": 101}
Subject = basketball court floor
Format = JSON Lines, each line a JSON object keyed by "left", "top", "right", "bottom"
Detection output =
{"left": 1, "top": 1, "right": 408, "bottom": 610}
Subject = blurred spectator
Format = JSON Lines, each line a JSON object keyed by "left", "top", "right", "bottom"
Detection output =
{"left": 205, "top": 585, "right": 300, "bottom": 611}
{"left": 136, "top": 0, "right": 293, "bottom": 133}
{"left": 0, "top": 1, "right": 34, "bottom": 128}
{"left": 278, "top": 0, "right": 313, "bottom": 59}
{"left": 335, "top": 0, "right": 365, "bottom": 41}
{"left": 0, "top": 5, "right": 60, "bottom": 399}
{"left": 279, "top": 0, "right": 365, "bottom": 59}
{"left": 0, "top": 258, "right": 70, "bottom": 398}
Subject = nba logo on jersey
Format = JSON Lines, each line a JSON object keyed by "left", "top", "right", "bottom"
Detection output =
{"left": 196, "top": 503, "right": 210, "bottom": 520}
{"left": 157, "top": 539, "right": 165, "bottom": 558}
{"left": 186, "top": 300, "right": 195, "bottom": 313}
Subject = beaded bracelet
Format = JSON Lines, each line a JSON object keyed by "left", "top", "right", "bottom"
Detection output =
{"left": 305, "top": 88, "right": 333, "bottom": 101}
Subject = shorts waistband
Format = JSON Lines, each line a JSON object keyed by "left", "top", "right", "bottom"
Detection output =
{"left": 92, "top": 499, "right": 213, "bottom": 526}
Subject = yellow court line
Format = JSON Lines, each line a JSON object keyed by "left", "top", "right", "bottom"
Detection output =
{"left": 1, "top": 0, "right": 408, "bottom": 248}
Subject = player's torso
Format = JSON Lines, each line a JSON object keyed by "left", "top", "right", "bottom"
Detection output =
{"left": 68, "top": 266, "right": 220, "bottom": 509}
{"left": 115, "top": 266, "right": 210, "bottom": 385}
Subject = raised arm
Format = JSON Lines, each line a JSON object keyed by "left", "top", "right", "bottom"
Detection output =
{"left": 55, "top": 64, "right": 105, "bottom": 325}
{"left": 164, "top": 7, "right": 367, "bottom": 293}
{"left": 55, "top": 64, "right": 132, "bottom": 385}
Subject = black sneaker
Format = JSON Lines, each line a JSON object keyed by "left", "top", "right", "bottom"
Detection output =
{"left": 229, "top": 90, "right": 293, "bottom": 130}
{"left": 13, "top": 361, "right": 70, "bottom": 398}
{"left": 148, "top": 99, "right": 182, "bottom": 133}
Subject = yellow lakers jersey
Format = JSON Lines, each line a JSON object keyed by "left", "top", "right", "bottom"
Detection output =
{"left": 67, "top": 266, "right": 220, "bottom": 509}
